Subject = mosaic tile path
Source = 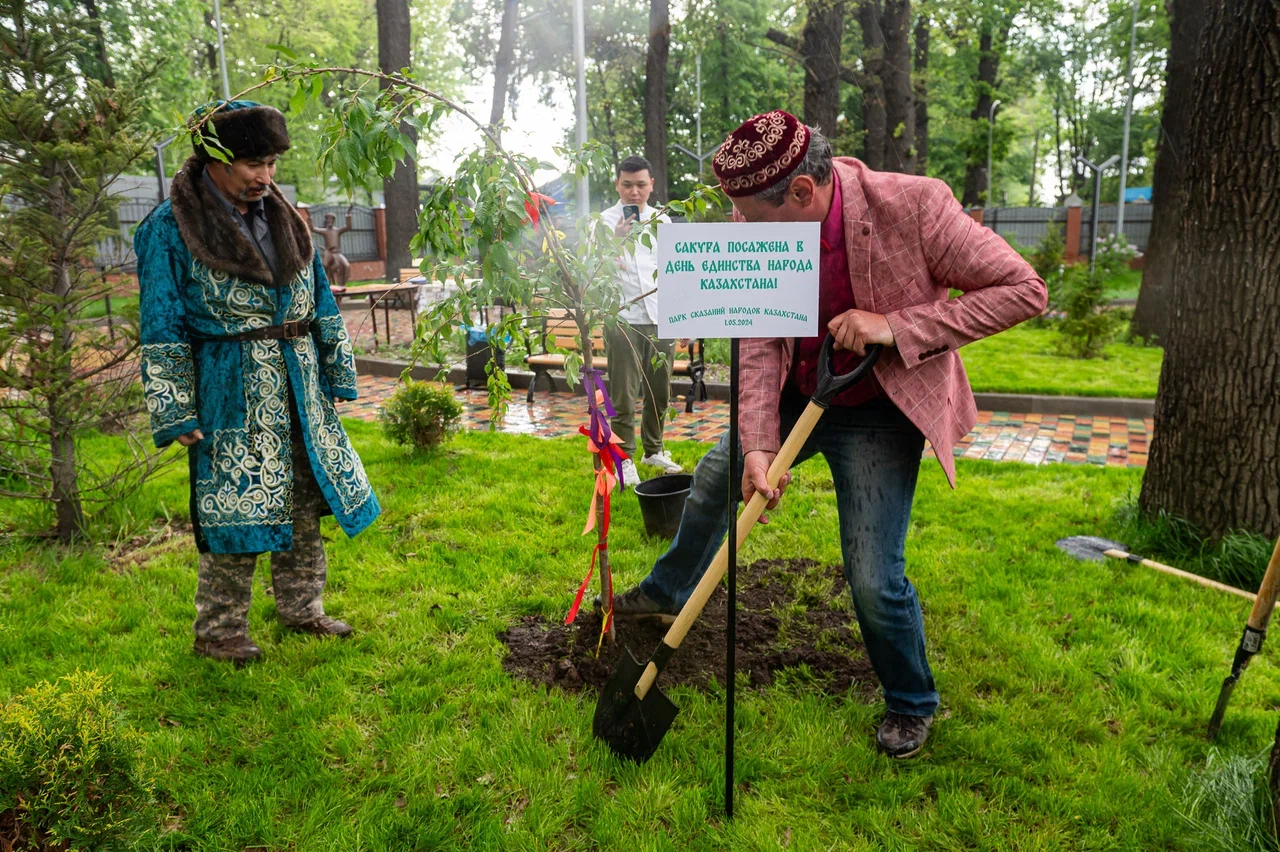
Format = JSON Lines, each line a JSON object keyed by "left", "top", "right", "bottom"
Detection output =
{"left": 340, "top": 375, "right": 1153, "bottom": 468}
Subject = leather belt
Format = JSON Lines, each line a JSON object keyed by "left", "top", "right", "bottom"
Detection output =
{"left": 196, "top": 318, "right": 312, "bottom": 342}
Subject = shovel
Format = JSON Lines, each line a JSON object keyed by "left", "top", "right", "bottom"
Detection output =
{"left": 1055, "top": 536, "right": 1258, "bottom": 601}
{"left": 1207, "top": 535, "right": 1280, "bottom": 740}
{"left": 593, "top": 335, "right": 883, "bottom": 763}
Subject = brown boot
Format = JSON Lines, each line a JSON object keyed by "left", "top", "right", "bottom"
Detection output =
{"left": 284, "top": 615, "right": 352, "bottom": 638}
{"left": 193, "top": 635, "right": 263, "bottom": 665}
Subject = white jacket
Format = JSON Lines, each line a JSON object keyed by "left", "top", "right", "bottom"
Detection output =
{"left": 599, "top": 201, "right": 670, "bottom": 325}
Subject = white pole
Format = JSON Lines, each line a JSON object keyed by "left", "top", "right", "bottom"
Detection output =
{"left": 573, "top": 0, "right": 589, "bottom": 216}
{"left": 985, "top": 98, "right": 1001, "bottom": 206}
{"left": 695, "top": 53, "right": 703, "bottom": 180}
{"left": 1116, "top": 0, "right": 1139, "bottom": 240}
{"left": 212, "top": 0, "right": 231, "bottom": 100}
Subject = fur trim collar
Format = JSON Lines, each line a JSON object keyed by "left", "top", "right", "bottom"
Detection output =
{"left": 169, "top": 156, "right": 312, "bottom": 286}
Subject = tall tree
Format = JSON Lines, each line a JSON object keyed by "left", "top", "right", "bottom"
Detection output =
{"left": 1139, "top": 1, "right": 1280, "bottom": 540}
{"left": 377, "top": 0, "right": 418, "bottom": 279}
{"left": 961, "top": 19, "right": 1006, "bottom": 205}
{"left": 880, "top": 0, "right": 915, "bottom": 173}
{"left": 913, "top": 13, "right": 929, "bottom": 174}
{"left": 766, "top": 0, "right": 846, "bottom": 134}
{"left": 489, "top": 0, "right": 519, "bottom": 131}
{"left": 855, "top": 0, "right": 887, "bottom": 167}
{"left": 643, "top": 0, "right": 670, "bottom": 201}
{"left": 1131, "top": 0, "right": 1204, "bottom": 342}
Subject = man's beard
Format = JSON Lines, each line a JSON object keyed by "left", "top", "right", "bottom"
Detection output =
{"left": 237, "top": 185, "right": 268, "bottom": 201}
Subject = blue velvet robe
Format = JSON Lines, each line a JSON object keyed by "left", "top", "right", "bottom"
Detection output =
{"left": 134, "top": 201, "right": 380, "bottom": 554}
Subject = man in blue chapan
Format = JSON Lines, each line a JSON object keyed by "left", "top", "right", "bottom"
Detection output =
{"left": 134, "top": 100, "right": 380, "bottom": 664}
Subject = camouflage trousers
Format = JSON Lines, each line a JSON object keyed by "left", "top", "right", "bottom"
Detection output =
{"left": 193, "top": 429, "right": 330, "bottom": 641}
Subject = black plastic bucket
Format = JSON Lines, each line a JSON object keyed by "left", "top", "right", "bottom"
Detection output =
{"left": 633, "top": 473, "right": 693, "bottom": 538}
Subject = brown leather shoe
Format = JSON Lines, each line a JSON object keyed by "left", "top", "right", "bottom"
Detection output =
{"left": 193, "top": 635, "right": 263, "bottom": 665}
{"left": 284, "top": 615, "right": 352, "bottom": 638}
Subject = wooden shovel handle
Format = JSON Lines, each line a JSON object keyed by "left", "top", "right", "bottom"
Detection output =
{"left": 1104, "top": 549, "right": 1257, "bottom": 602}
{"left": 1247, "top": 536, "right": 1280, "bottom": 631}
{"left": 634, "top": 402, "right": 825, "bottom": 700}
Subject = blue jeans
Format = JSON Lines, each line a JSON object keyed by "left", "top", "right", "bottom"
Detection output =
{"left": 639, "top": 389, "right": 937, "bottom": 716}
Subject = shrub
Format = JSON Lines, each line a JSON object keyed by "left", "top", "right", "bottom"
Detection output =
{"left": 380, "top": 379, "right": 463, "bottom": 450}
{"left": 0, "top": 671, "right": 156, "bottom": 851}
{"left": 1056, "top": 235, "right": 1132, "bottom": 358}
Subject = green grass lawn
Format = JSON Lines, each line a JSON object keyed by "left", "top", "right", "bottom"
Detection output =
{"left": 1106, "top": 268, "right": 1143, "bottom": 302}
{"left": 1, "top": 424, "right": 1273, "bottom": 849}
{"left": 959, "top": 325, "right": 1163, "bottom": 398}
{"left": 78, "top": 293, "right": 139, "bottom": 319}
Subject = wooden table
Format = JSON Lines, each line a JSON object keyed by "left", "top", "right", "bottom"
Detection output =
{"left": 333, "top": 282, "right": 419, "bottom": 348}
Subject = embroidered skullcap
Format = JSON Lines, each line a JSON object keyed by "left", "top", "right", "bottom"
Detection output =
{"left": 712, "top": 110, "right": 811, "bottom": 198}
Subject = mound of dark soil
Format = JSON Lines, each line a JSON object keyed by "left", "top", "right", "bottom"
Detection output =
{"left": 498, "top": 558, "right": 879, "bottom": 699}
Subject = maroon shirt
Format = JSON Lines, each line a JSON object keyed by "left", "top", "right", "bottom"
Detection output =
{"left": 789, "top": 176, "right": 884, "bottom": 406}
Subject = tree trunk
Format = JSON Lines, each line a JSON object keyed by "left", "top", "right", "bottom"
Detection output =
{"left": 81, "top": 0, "right": 115, "bottom": 88}
{"left": 489, "top": 0, "right": 519, "bottom": 132}
{"left": 857, "top": 0, "right": 885, "bottom": 169}
{"left": 48, "top": 170, "right": 84, "bottom": 542}
{"left": 1139, "top": 1, "right": 1280, "bottom": 541}
{"left": 962, "top": 25, "right": 998, "bottom": 206}
{"left": 913, "top": 14, "right": 928, "bottom": 174}
{"left": 377, "top": 0, "right": 418, "bottom": 280}
{"left": 798, "top": 0, "right": 845, "bottom": 134}
{"left": 1131, "top": 0, "right": 1207, "bottom": 343}
{"left": 879, "top": 0, "right": 914, "bottom": 173}
{"left": 643, "top": 0, "right": 670, "bottom": 202}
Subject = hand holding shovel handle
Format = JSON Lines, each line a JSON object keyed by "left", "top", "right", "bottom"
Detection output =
{"left": 1208, "top": 535, "right": 1280, "bottom": 739}
{"left": 593, "top": 337, "right": 882, "bottom": 763}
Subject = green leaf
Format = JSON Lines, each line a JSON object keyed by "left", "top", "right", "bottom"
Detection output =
{"left": 267, "top": 43, "right": 299, "bottom": 60}
{"left": 310, "top": 75, "right": 324, "bottom": 100}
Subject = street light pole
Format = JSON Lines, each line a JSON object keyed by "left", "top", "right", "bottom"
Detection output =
{"left": 212, "top": 0, "right": 231, "bottom": 100}
{"left": 572, "top": 0, "right": 589, "bottom": 216}
{"left": 1075, "top": 154, "right": 1120, "bottom": 273}
{"left": 1116, "top": 0, "right": 1139, "bottom": 241}
{"left": 671, "top": 53, "right": 714, "bottom": 179}
{"left": 985, "top": 98, "right": 1001, "bottom": 206}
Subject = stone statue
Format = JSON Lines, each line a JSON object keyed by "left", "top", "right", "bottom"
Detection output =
{"left": 313, "top": 206, "right": 354, "bottom": 288}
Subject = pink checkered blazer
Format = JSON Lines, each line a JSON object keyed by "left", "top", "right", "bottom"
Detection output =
{"left": 739, "top": 157, "right": 1048, "bottom": 487}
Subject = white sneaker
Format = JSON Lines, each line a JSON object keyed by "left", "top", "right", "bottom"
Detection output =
{"left": 618, "top": 458, "right": 639, "bottom": 490}
{"left": 640, "top": 451, "right": 683, "bottom": 474}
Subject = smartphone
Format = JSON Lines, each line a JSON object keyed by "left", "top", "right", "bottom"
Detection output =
{"left": 622, "top": 204, "right": 640, "bottom": 222}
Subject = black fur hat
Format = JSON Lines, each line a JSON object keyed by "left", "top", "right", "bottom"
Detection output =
{"left": 190, "top": 100, "right": 291, "bottom": 163}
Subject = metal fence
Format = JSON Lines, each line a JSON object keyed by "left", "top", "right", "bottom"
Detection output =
{"left": 96, "top": 198, "right": 156, "bottom": 272}
{"left": 982, "top": 203, "right": 1154, "bottom": 254}
{"left": 306, "top": 204, "right": 379, "bottom": 261}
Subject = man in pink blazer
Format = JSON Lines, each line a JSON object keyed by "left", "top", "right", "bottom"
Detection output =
{"left": 600, "top": 110, "right": 1047, "bottom": 758}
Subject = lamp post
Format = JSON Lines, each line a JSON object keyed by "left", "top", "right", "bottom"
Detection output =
{"left": 671, "top": 54, "right": 714, "bottom": 181}
{"left": 1074, "top": 154, "right": 1120, "bottom": 273}
{"left": 1116, "top": 0, "right": 1139, "bottom": 241}
{"left": 985, "top": 98, "right": 1001, "bottom": 206}
{"left": 212, "top": 0, "right": 231, "bottom": 100}
{"left": 572, "top": 0, "right": 589, "bottom": 216}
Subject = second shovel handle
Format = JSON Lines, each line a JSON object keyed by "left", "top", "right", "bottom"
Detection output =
{"left": 634, "top": 402, "right": 824, "bottom": 700}
{"left": 1248, "top": 536, "right": 1280, "bottom": 631}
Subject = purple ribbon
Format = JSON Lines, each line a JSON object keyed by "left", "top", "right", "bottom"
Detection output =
{"left": 582, "top": 368, "right": 628, "bottom": 485}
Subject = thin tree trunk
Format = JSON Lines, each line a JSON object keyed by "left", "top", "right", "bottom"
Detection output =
{"left": 377, "top": 0, "right": 418, "bottom": 280}
{"left": 1054, "top": 96, "right": 1065, "bottom": 200}
{"left": 1139, "top": 1, "right": 1280, "bottom": 540}
{"left": 857, "top": 0, "right": 885, "bottom": 169}
{"left": 47, "top": 170, "right": 84, "bottom": 542}
{"left": 913, "top": 13, "right": 929, "bottom": 174}
{"left": 962, "top": 24, "right": 999, "bottom": 206}
{"left": 880, "top": 0, "right": 914, "bottom": 173}
{"left": 81, "top": 0, "right": 116, "bottom": 88}
{"left": 1132, "top": 0, "right": 1206, "bottom": 343}
{"left": 799, "top": 0, "right": 845, "bottom": 135}
{"left": 489, "top": 0, "right": 519, "bottom": 132}
{"left": 644, "top": 0, "right": 670, "bottom": 202}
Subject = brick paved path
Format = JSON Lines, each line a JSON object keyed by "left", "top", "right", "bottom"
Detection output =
{"left": 340, "top": 374, "right": 1153, "bottom": 469}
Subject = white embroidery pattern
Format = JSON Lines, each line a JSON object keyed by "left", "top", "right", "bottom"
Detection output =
{"left": 197, "top": 340, "right": 293, "bottom": 528}
{"left": 141, "top": 342, "right": 196, "bottom": 433}
{"left": 190, "top": 260, "right": 272, "bottom": 330}
{"left": 315, "top": 314, "right": 357, "bottom": 394}
{"left": 293, "top": 336, "right": 373, "bottom": 515}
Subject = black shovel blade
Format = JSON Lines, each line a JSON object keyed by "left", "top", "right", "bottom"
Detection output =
{"left": 593, "top": 647, "right": 679, "bottom": 763}
{"left": 1207, "top": 675, "right": 1239, "bottom": 740}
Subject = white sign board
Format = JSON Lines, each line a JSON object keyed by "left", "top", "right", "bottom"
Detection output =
{"left": 656, "top": 222, "right": 820, "bottom": 339}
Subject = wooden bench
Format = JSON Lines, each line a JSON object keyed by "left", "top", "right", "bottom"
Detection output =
{"left": 525, "top": 310, "right": 706, "bottom": 412}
